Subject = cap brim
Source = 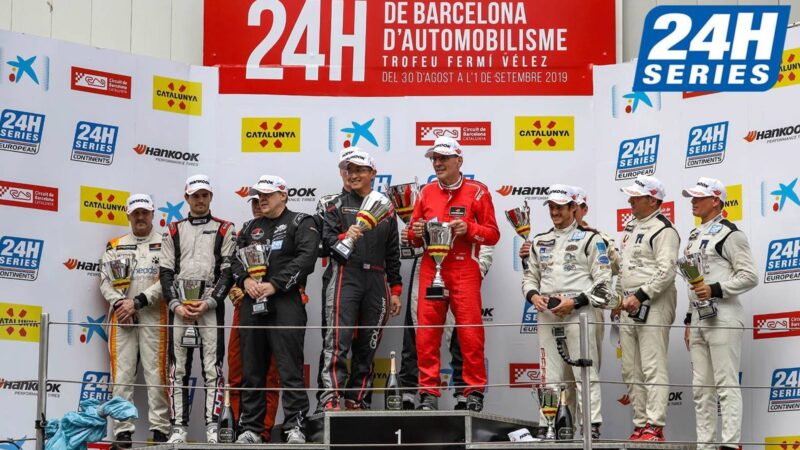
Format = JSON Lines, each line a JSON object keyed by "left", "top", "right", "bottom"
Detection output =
{"left": 681, "top": 189, "right": 716, "bottom": 198}
{"left": 543, "top": 198, "right": 570, "bottom": 206}
{"left": 249, "top": 187, "right": 279, "bottom": 195}
{"left": 185, "top": 187, "right": 212, "bottom": 195}
{"left": 620, "top": 186, "right": 647, "bottom": 197}
{"left": 339, "top": 160, "right": 374, "bottom": 170}
{"left": 127, "top": 205, "right": 154, "bottom": 212}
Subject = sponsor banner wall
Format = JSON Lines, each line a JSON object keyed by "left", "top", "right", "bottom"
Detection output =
{"left": 1, "top": 26, "right": 798, "bottom": 448}
{"left": 592, "top": 27, "right": 800, "bottom": 445}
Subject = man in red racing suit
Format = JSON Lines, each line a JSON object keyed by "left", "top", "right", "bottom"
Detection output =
{"left": 407, "top": 136, "right": 500, "bottom": 411}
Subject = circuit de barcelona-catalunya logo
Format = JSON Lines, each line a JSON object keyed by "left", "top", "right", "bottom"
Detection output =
{"left": 615, "top": 135, "right": 660, "bottom": 180}
{"left": 769, "top": 367, "right": 800, "bottom": 412}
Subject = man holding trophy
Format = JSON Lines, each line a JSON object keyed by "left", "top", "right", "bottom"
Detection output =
{"left": 617, "top": 175, "right": 679, "bottom": 442}
{"left": 680, "top": 177, "right": 757, "bottom": 450}
{"left": 521, "top": 184, "right": 612, "bottom": 439}
{"left": 100, "top": 194, "right": 170, "bottom": 447}
{"left": 319, "top": 150, "right": 402, "bottom": 410}
{"left": 230, "top": 175, "right": 320, "bottom": 444}
{"left": 159, "top": 175, "right": 237, "bottom": 444}
{"left": 407, "top": 136, "right": 500, "bottom": 412}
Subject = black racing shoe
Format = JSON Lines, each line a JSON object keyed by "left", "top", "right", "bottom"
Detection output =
{"left": 453, "top": 394, "right": 467, "bottom": 410}
{"left": 402, "top": 393, "right": 416, "bottom": 410}
{"left": 417, "top": 393, "right": 438, "bottom": 410}
{"left": 152, "top": 430, "right": 168, "bottom": 443}
{"left": 591, "top": 423, "right": 601, "bottom": 440}
{"left": 112, "top": 431, "right": 132, "bottom": 449}
{"left": 465, "top": 392, "right": 484, "bottom": 412}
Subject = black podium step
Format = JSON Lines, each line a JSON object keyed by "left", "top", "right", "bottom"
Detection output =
{"left": 311, "top": 410, "right": 536, "bottom": 449}
{"left": 147, "top": 412, "right": 692, "bottom": 450}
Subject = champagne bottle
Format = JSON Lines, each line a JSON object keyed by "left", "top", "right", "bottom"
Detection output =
{"left": 385, "top": 351, "right": 402, "bottom": 410}
{"left": 555, "top": 385, "right": 574, "bottom": 440}
{"left": 217, "top": 384, "right": 237, "bottom": 443}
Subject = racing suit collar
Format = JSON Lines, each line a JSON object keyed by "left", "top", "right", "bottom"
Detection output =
{"left": 262, "top": 207, "right": 289, "bottom": 222}
{"left": 437, "top": 173, "right": 464, "bottom": 191}
{"left": 132, "top": 228, "right": 157, "bottom": 242}
{"left": 188, "top": 213, "right": 212, "bottom": 225}
{"left": 554, "top": 219, "right": 578, "bottom": 236}
{"left": 638, "top": 208, "right": 662, "bottom": 224}
{"left": 699, "top": 213, "right": 724, "bottom": 230}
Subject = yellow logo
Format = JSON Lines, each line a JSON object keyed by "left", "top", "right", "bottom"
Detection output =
{"left": 694, "top": 184, "right": 742, "bottom": 225}
{"left": 773, "top": 48, "right": 800, "bottom": 89}
{"left": 765, "top": 435, "right": 800, "bottom": 450}
{"left": 152, "top": 76, "right": 202, "bottom": 116}
{"left": 515, "top": 116, "right": 574, "bottom": 151}
{"left": 0, "top": 303, "right": 42, "bottom": 342}
{"left": 80, "top": 186, "right": 130, "bottom": 226}
{"left": 242, "top": 118, "right": 301, "bottom": 152}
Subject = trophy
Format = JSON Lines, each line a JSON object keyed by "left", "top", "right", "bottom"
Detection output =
{"left": 103, "top": 255, "right": 138, "bottom": 296}
{"left": 237, "top": 243, "right": 272, "bottom": 315}
{"left": 423, "top": 222, "right": 454, "bottom": 300}
{"left": 677, "top": 253, "right": 717, "bottom": 320}
{"left": 332, "top": 191, "right": 395, "bottom": 260}
{"left": 505, "top": 201, "right": 531, "bottom": 269}
{"left": 174, "top": 279, "right": 206, "bottom": 348}
{"left": 386, "top": 180, "right": 422, "bottom": 259}
{"left": 535, "top": 386, "right": 558, "bottom": 440}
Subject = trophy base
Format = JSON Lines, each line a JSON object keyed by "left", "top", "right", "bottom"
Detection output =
{"left": 694, "top": 300, "right": 718, "bottom": 321}
{"left": 180, "top": 335, "right": 201, "bottom": 348}
{"left": 425, "top": 286, "right": 450, "bottom": 300}
{"left": 252, "top": 300, "right": 269, "bottom": 315}
{"left": 630, "top": 302, "right": 651, "bottom": 323}
{"left": 333, "top": 241, "right": 353, "bottom": 260}
{"left": 400, "top": 245, "right": 423, "bottom": 260}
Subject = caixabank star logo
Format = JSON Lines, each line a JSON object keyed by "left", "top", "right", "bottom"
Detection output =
{"left": 2, "top": 53, "right": 50, "bottom": 91}
{"left": 79, "top": 186, "right": 130, "bottom": 226}
{"left": 514, "top": 116, "right": 574, "bottom": 151}
{"left": 761, "top": 178, "right": 799, "bottom": 216}
{"left": 67, "top": 310, "right": 107, "bottom": 345}
{"left": 152, "top": 76, "right": 202, "bottom": 116}
{"left": 768, "top": 366, "right": 800, "bottom": 412}
{"left": 685, "top": 121, "right": 728, "bottom": 168}
{"left": 615, "top": 134, "right": 659, "bottom": 180}
{"left": 0, "top": 236, "right": 43, "bottom": 281}
{"left": 764, "top": 237, "right": 800, "bottom": 284}
{"left": 70, "top": 121, "right": 119, "bottom": 165}
{"left": 242, "top": 118, "right": 301, "bottom": 152}
{"left": 328, "top": 117, "right": 391, "bottom": 152}
{"left": 0, "top": 302, "right": 42, "bottom": 342}
{"left": 0, "top": 108, "right": 45, "bottom": 155}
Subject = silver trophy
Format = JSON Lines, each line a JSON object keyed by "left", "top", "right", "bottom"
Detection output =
{"left": 237, "top": 243, "right": 272, "bottom": 315}
{"left": 103, "top": 255, "right": 138, "bottom": 296}
{"left": 423, "top": 222, "right": 454, "bottom": 300}
{"left": 174, "top": 279, "right": 206, "bottom": 348}
{"left": 333, "top": 191, "right": 395, "bottom": 260}
{"left": 386, "top": 180, "right": 422, "bottom": 259}
{"left": 535, "top": 386, "right": 558, "bottom": 440}
{"left": 677, "top": 253, "right": 717, "bottom": 320}
{"left": 505, "top": 201, "right": 531, "bottom": 269}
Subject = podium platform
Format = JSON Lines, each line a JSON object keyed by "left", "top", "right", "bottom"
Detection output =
{"left": 147, "top": 410, "right": 693, "bottom": 449}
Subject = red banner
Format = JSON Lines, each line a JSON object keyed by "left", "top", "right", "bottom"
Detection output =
{"left": 204, "top": 0, "right": 616, "bottom": 96}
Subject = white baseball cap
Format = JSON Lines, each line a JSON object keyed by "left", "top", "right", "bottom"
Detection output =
{"left": 573, "top": 186, "right": 588, "bottom": 205}
{"left": 682, "top": 177, "right": 727, "bottom": 202}
{"left": 339, "top": 146, "right": 359, "bottom": 163}
{"left": 250, "top": 175, "right": 288, "bottom": 195}
{"left": 620, "top": 175, "right": 666, "bottom": 200}
{"left": 185, "top": 174, "right": 213, "bottom": 195}
{"left": 126, "top": 193, "right": 154, "bottom": 212}
{"left": 338, "top": 150, "right": 376, "bottom": 170}
{"left": 424, "top": 136, "right": 462, "bottom": 158}
{"left": 543, "top": 184, "right": 578, "bottom": 206}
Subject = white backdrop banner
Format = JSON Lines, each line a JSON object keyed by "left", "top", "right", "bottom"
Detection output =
{"left": 1, "top": 27, "right": 798, "bottom": 447}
